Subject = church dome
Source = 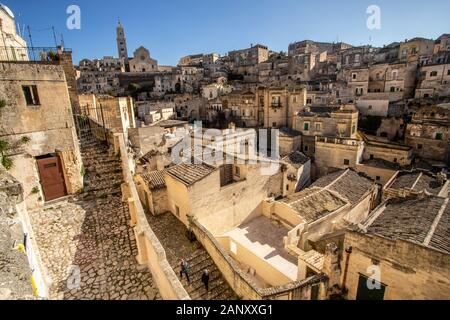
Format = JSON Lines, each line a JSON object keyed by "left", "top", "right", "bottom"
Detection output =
{"left": 0, "top": 3, "right": 15, "bottom": 19}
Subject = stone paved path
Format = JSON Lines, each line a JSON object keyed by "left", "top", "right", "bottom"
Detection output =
{"left": 28, "top": 140, "right": 159, "bottom": 300}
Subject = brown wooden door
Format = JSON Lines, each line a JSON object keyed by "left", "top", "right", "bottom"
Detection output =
{"left": 37, "top": 156, "right": 67, "bottom": 201}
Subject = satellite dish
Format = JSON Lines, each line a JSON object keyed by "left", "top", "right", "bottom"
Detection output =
{"left": 0, "top": 3, "right": 15, "bottom": 19}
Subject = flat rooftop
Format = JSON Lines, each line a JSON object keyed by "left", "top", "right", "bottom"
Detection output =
{"left": 223, "top": 216, "right": 298, "bottom": 282}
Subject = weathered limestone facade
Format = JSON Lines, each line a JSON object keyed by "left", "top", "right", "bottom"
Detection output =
{"left": 129, "top": 47, "right": 158, "bottom": 73}
{"left": 405, "top": 105, "right": 450, "bottom": 164}
{"left": 261, "top": 85, "right": 307, "bottom": 129}
{"left": 0, "top": 61, "right": 83, "bottom": 208}
{"left": 343, "top": 194, "right": 450, "bottom": 300}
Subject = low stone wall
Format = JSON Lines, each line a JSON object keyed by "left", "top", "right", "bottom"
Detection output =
{"left": 114, "top": 133, "right": 190, "bottom": 300}
{"left": 190, "top": 218, "right": 328, "bottom": 300}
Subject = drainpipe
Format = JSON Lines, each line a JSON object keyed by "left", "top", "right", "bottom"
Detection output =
{"left": 341, "top": 245, "right": 353, "bottom": 293}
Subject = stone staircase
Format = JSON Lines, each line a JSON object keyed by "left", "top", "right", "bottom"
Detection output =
{"left": 29, "top": 138, "right": 159, "bottom": 300}
{"left": 78, "top": 141, "right": 123, "bottom": 200}
{"left": 174, "top": 248, "right": 236, "bottom": 300}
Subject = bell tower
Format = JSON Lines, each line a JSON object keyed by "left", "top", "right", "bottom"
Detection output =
{"left": 116, "top": 18, "right": 129, "bottom": 70}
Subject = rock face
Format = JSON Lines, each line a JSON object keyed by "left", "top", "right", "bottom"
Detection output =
{"left": 28, "top": 139, "right": 160, "bottom": 300}
{"left": 0, "top": 167, "right": 34, "bottom": 300}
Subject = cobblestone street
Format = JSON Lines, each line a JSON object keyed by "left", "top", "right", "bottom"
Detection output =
{"left": 28, "top": 141, "right": 159, "bottom": 300}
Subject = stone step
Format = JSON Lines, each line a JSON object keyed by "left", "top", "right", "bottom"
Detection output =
{"left": 82, "top": 157, "right": 120, "bottom": 165}
{"left": 189, "top": 276, "right": 227, "bottom": 300}
{"left": 85, "top": 172, "right": 123, "bottom": 183}
{"left": 84, "top": 183, "right": 122, "bottom": 194}
{"left": 174, "top": 254, "right": 211, "bottom": 275}
{"left": 210, "top": 287, "right": 235, "bottom": 301}
{"left": 86, "top": 166, "right": 122, "bottom": 175}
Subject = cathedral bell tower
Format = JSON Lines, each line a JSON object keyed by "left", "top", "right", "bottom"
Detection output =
{"left": 116, "top": 18, "right": 129, "bottom": 71}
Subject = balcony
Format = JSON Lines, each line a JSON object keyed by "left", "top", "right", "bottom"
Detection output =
{"left": 270, "top": 102, "right": 283, "bottom": 108}
{"left": 0, "top": 46, "right": 71, "bottom": 63}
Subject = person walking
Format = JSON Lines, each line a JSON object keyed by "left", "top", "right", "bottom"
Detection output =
{"left": 201, "top": 269, "right": 210, "bottom": 292}
{"left": 180, "top": 259, "right": 190, "bottom": 284}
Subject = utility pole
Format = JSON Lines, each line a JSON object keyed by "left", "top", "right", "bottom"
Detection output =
{"left": 52, "top": 26, "right": 58, "bottom": 47}
{"left": 27, "top": 26, "right": 35, "bottom": 61}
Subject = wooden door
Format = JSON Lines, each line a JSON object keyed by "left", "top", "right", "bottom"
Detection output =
{"left": 37, "top": 156, "right": 67, "bottom": 201}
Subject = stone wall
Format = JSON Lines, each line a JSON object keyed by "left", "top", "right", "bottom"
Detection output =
{"left": 363, "top": 144, "right": 412, "bottom": 166}
{"left": 190, "top": 165, "right": 283, "bottom": 235}
{"left": 190, "top": 218, "right": 329, "bottom": 300}
{"left": 343, "top": 231, "right": 450, "bottom": 300}
{"left": 314, "top": 139, "right": 364, "bottom": 176}
{"left": 114, "top": 134, "right": 190, "bottom": 300}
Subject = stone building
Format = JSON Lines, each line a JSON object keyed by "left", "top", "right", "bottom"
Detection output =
{"left": 129, "top": 46, "right": 158, "bottom": 73}
{"left": 116, "top": 20, "right": 129, "bottom": 68}
{"left": 164, "top": 159, "right": 282, "bottom": 235}
{"left": 295, "top": 104, "right": 358, "bottom": 139}
{"left": 0, "top": 58, "right": 83, "bottom": 208}
{"left": 0, "top": 3, "right": 27, "bottom": 61}
{"left": 280, "top": 151, "right": 311, "bottom": 196}
{"left": 228, "top": 44, "right": 269, "bottom": 67}
{"left": 76, "top": 56, "right": 124, "bottom": 94}
{"left": 135, "top": 169, "right": 169, "bottom": 215}
{"left": 432, "top": 34, "right": 450, "bottom": 64}
{"left": 231, "top": 169, "right": 377, "bottom": 286}
{"left": 78, "top": 94, "right": 136, "bottom": 140}
{"left": 261, "top": 84, "right": 307, "bottom": 129}
{"left": 339, "top": 46, "right": 376, "bottom": 69}
{"left": 221, "top": 90, "right": 261, "bottom": 128}
{"left": 398, "top": 37, "right": 434, "bottom": 65}
{"left": 202, "top": 81, "right": 233, "bottom": 101}
{"left": 361, "top": 134, "right": 413, "bottom": 166}
{"left": 405, "top": 104, "right": 450, "bottom": 164}
{"left": 342, "top": 195, "right": 450, "bottom": 300}
{"left": 415, "top": 63, "right": 450, "bottom": 98}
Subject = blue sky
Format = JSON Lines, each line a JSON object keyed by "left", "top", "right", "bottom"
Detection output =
{"left": 5, "top": 0, "right": 450, "bottom": 65}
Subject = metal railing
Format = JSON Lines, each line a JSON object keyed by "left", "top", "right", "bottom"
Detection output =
{"left": 0, "top": 46, "right": 71, "bottom": 63}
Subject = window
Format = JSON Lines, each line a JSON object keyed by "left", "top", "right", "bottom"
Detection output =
{"left": 175, "top": 205, "right": 180, "bottom": 217}
{"left": 376, "top": 176, "right": 381, "bottom": 181}
{"left": 354, "top": 54, "right": 360, "bottom": 63}
{"left": 394, "top": 158, "right": 398, "bottom": 163}
{"left": 368, "top": 105, "right": 373, "bottom": 110}
{"left": 435, "top": 133, "right": 443, "bottom": 140}
{"left": 286, "top": 185, "right": 289, "bottom": 191}
{"left": 306, "top": 98, "right": 312, "bottom": 104}
{"left": 418, "top": 144, "right": 423, "bottom": 150}
{"left": 304, "top": 145, "right": 309, "bottom": 152}
{"left": 352, "top": 73, "right": 357, "bottom": 80}
{"left": 390, "top": 87, "right": 395, "bottom": 92}
{"left": 272, "top": 122, "right": 277, "bottom": 128}
{"left": 235, "top": 166, "right": 241, "bottom": 177}
{"left": 304, "top": 122, "right": 310, "bottom": 131}
{"left": 356, "top": 274, "right": 386, "bottom": 300}
{"left": 370, "top": 154, "right": 374, "bottom": 160}
{"left": 447, "top": 69, "right": 450, "bottom": 76}
{"left": 392, "top": 70, "right": 398, "bottom": 80}
{"left": 430, "top": 71, "right": 438, "bottom": 77}
{"left": 22, "top": 85, "right": 40, "bottom": 106}
{"left": 344, "top": 159, "right": 350, "bottom": 166}
{"left": 315, "top": 123, "right": 321, "bottom": 131}
{"left": 271, "top": 96, "right": 281, "bottom": 107}
{"left": 292, "top": 96, "right": 297, "bottom": 103}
